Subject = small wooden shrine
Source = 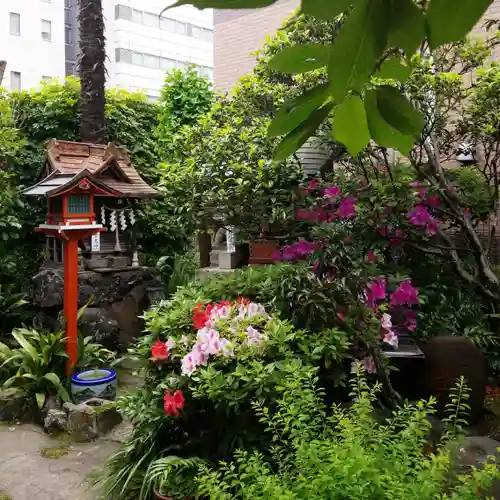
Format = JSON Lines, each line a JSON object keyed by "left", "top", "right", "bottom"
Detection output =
{"left": 24, "top": 140, "right": 159, "bottom": 270}
{"left": 24, "top": 139, "right": 158, "bottom": 372}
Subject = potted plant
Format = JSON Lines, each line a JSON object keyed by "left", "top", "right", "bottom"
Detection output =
{"left": 71, "top": 334, "right": 118, "bottom": 404}
{"left": 141, "top": 456, "right": 205, "bottom": 500}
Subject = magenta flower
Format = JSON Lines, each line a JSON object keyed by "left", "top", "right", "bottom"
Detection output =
{"left": 426, "top": 220, "right": 438, "bottom": 236}
{"left": 390, "top": 279, "right": 419, "bottom": 307}
{"left": 407, "top": 205, "right": 432, "bottom": 227}
{"left": 338, "top": 197, "right": 357, "bottom": 219}
{"left": 424, "top": 194, "right": 440, "bottom": 208}
{"left": 365, "top": 278, "right": 387, "bottom": 308}
{"left": 404, "top": 309, "right": 417, "bottom": 332}
{"left": 280, "top": 239, "right": 317, "bottom": 261}
{"left": 323, "top": 185, "right": 341, "bottom": 198}
{"left": 464, "top": 208, "right": 471, "bottom": 218}
{"left": 366, "top": 251, "right": 378, "bottom": 262}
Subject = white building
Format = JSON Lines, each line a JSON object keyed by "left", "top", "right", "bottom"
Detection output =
{"left": 1, "top": 0, "right": 213, "bottom": 98}
{"left": 0, "top": 0, "right": 66, "bottom": 91}
{"left": 108, "top": 1, "right": 213, "bottom": 100}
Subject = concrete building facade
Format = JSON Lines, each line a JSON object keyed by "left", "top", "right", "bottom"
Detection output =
{"left": 2, "top": 0, "right": 213, "bottom": 98}
{"left": 0, "top": 0, "right": 66, "bottom": 91}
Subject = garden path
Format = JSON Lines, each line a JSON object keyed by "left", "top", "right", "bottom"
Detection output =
{"left": 0, "top": 423, "right": 121, "bottom": 500}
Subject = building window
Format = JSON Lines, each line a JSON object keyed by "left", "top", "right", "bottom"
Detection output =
{"left": 175, "top": 21, "right": 187, "bottom": 35}
{"left": 143, "top": 12, "right": 158, "bottom": 28}
{"left": 65, "top": 26, "right": 73, "bottom": 45}
{"left": 65, "top": 0, "right": 72, "bottom": 7}
{"left": 67, "top": 195, "right": 91, "bottom": 214}
{"left": 10, "top": 13, "right": 20, "bottom": 36}
{"left": 64, "top": 9, "right": 72, "bottom": 24}
{"left": 65, "top": 61, "right": 77, "bottom": 76}
{"left": 131, "top": 51, "right": 143, "bottom": 66}
{"left": 192, "top": 26, "right": 201, "bottom": 39}
{"left": 10, "top": 71, "right": 21, "bottom": 91}
{"left": 131, "top": 9, "right": 142, "bottom": 24}
{"left": 160, "top": 58, "right": 176, "bottom": 72}
{"left": 115, "top": 4, "right": 131, "bottom": 20}
{"left": 115, "top": 48, "right": 132, "bottom": 64}
{"left": 144, "top": 54, "right": 159, "bottom": 69}
{"left": 41, "top": 20, "right": 52, "bottom": 41}
{"left": 201, "top": 28, "right": 213, "bottom": 42}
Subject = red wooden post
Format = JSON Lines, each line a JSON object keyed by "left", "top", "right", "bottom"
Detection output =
{"left": 64, "top": 237, "right": 79, "bottom": 375}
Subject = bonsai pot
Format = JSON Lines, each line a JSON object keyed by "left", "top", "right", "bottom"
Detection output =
{"left": 71, "top": 368, "right": 117, "bottom": 404}
{"left": 248, "top": 238, "right": 280, "bottom": 265}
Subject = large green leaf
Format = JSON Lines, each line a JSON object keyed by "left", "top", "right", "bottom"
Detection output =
{"left": 375, "top": 86, "right": 424, "bottom": 139}
{"left": 165, "top": 0, "right": 277, "bottom": 9}
{"left": 43, "top": 372, "right": 70, "bottom": 401}
{"left": 427, "top": 0, "right": 493, "bottom": 50}
{"left": 376, "top": 58, "right": 412, "bottom": 83}
{"left": 273, "top": 102, "right": 335, "bottom": 161}
{"left": 12, "top": 331, "right": 38, "bottom": 363}
{"left": 332, "top": 95, "right": 370, "bottom": 156}
{"left": 301, "top": 0, "right": 359, "bottom": 20}
{"left": 365, "top": 90, "right": 414, "bottom": 153}
{"left": 268, "top": 83, "right": 331, "bottom": 138}
{"left": 36, "top": 392, "right": 46, "bottom": 410}
{"left": 269, "top": 44, "right": 331, "bottom": 74}
{"left": 328, "top": 0, "right": 388, "bottom": 100}
{"left": 387, "top": 0, "right": 425, "bottom": 55}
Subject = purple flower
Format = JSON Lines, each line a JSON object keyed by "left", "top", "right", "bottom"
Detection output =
{"left": 365, "top": 278, "right": 387, "bottom": 308}
{"left": 390, "top": 279, "right": 419, "bottom": 307}
{"left": 338, "top": 197, "right": 357, "bottom": 219}
{"left": 280, "top": 239, "right": 317, "bottom": 261}
{"left": 407, "top": 205, "right": 432, "bottom": 227}
{"left": 426, "top": 220, "right": 438, "bottom": 236}
{"left": 323, "top": 185, "right": 341, "bottom": 198}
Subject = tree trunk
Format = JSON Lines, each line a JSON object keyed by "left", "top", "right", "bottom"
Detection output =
{"left": 78, "top": 0, "right": 106, "bottom": 143}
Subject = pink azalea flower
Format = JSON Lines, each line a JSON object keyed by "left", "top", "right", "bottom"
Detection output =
{"left": 323, "top": 185, "right": 341, "bottom": 198}
{"left": 407, "top": 205, "right": 432, "bottom": 227}
{"left": 220, "top": 338, "right": 234, "bottom": 357}
{"left": 351, "top": 356, "right": 377, "bottom": 374}
{"left": 464, "top": 208, "right": 471, "bottom": 218}
{"left": 166, "top": 337, "right": 176, "bottom": 350}
{"left": 383, "top": 330, "right": 399, "bottom": 348}
{"left": 247, "top": 302, "right": 267, "bottom": 318}
{"left": 390, "top": 279, "right": 419, "bottom": 307}
{"left": 380, "top": 313, "right": 392, "bottom": 331}
{"left": 424, "top": 194, "right": 440, "bottom": 208}
{"left": 366, "top": 251, "right": 378, "bottom": 262}
{"left": 426, "top": 220, "right": 439, "bottom": 236}
{"left": 338, "top": 197, "right": 357, "bottom": 219}
{"left": 365, "top": 278, "right": 387, "bottom": 308}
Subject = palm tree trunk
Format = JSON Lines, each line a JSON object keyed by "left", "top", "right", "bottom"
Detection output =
{"left": 78, "top": 0, "right": 106, "bottom": 143}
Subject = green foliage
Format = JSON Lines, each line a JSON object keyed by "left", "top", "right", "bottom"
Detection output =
{"left": 0, "top": 329, "right": 69, "bottom": 409}
{"left": 141, "top": 455, "right": 206, "bottom": 500}
{"left": 156, "top": 66, "right": 213, "bottom": 161}
{"left": 198, "top": 368, "right": 500, "bottom": 500}
{"left": 174, "top": 0, "right": 493, "bottom": 158}
{"left": 77, "top": 335, "right": 116, "bottom": 370}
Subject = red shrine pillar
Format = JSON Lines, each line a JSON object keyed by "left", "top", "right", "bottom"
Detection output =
{"left": 63, "top": 237, "right": 79, "bottom": 375}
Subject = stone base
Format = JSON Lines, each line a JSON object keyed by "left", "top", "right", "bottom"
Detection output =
{"left": 31, "top": 267, "right": 164, "bottom": 350}
{"left": 63, "top": 398, "right": 122, "bottom": 443}
{"left": 217, "top": 251, "right": 239, "bottom": 270}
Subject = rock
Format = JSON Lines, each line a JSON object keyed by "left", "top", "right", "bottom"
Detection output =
{"left": 43, "top": 409, "right": 68, "bottom": 435}
{"left": 64, "top": 398, "right": 122, "bottom": 443}
{"left": 31, "top": 267, "right": 161, "bottom": 351}
{"left": 423, "top": 336, "right": 486, "bottom": 423}
{"left": 452, "top": 436, "right": 500, "bottom": 498}
{"left": 32, "top": 268, "right": 64, "bottom": 308}
{"left": 0, "top": 389, "right": 32, "bottom": 423}
{"left": 77, "top": 308, "right": 120, "bottom": 351}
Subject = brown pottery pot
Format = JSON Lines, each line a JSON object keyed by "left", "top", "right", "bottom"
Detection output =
{"left": 248, "top": 238, "right": 280, "bottom": 265}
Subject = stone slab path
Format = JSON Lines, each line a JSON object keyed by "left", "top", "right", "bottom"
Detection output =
{"left": 0, "top": 424, "right": 120, "bottom": 500}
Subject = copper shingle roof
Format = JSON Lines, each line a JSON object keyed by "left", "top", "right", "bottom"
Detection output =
{"left": 40, "top": 139, "right": 159, "bottom": 199}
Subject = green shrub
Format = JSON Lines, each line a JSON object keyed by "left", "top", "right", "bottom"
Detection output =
{"left": 198, "top": 368, "right": 500, "bottom": 500}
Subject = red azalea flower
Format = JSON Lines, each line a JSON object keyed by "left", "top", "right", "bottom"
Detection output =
{"left": 192, "top": 303, "right": 209, "bottom": 329}
{"left": 238, "top": 296, "right": 250, "bottom": 306}
{"left": 164, "top": 390, "right": 185, "bottom": 416}
{"left": 151, "top": 340, "right": 169, "bottom": 362}
{"left": 337, "top": 311, "right": 345, "bottom": 322}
